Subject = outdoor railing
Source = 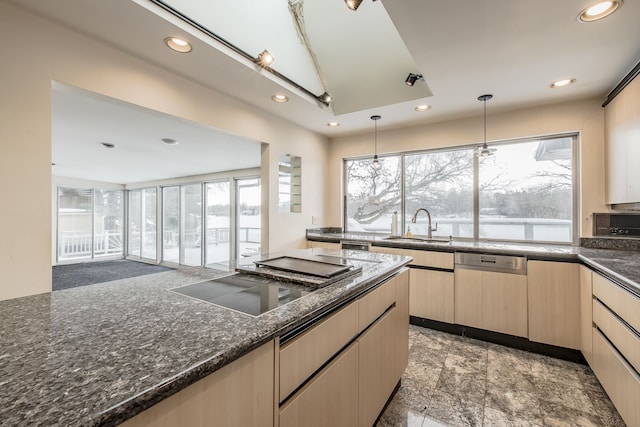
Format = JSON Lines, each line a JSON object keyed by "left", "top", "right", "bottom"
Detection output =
{"left": 58, "top": 231, "right": 122, "bottom": 259}
{"left": 351, "top": 217, "right": 572, "bottom": 243}
{"left": 59, "top": 227, "right": 261, "bottom": 259}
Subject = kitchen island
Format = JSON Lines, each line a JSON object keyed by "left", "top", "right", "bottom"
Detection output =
{"left": 0, "top": 248, "right": 411, "bottom": 426}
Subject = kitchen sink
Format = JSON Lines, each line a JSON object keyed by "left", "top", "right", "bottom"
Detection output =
{"left": 383, "top": 236, "right": 452, "bottom": 243}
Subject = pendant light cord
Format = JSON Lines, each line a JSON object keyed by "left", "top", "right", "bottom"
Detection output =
{"left": 483, "top": 98, "right": 487, "bottom": 148}
{"left": 374, "top": 119, "right": 378, "bottom": 156}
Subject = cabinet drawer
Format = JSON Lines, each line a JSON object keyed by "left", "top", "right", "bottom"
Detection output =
{"left": 280, "top": 342, "right": 359, "bottom": 427}
{"left": 279, "top": 302, "right": 358, "bottom": 402}
{"left": 593, "top": 299, "right": 640, "bottom": 373}
{"left": 370, "top": 246, "right": 453, "bottom": 269}
{"left": 592, "top": 328, "right": 640, "bottom": 427}
{"left": 593, "top": 273, "right": 640, "bottom": 332}
{"left": 358, "top": 276, "right": 396, "bottom": 332}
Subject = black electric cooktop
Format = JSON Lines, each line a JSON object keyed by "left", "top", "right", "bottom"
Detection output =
{"left": 171, "top": 274, "right": 310, "bottom": 316}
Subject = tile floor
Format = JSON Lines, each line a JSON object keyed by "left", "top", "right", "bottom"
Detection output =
{"left": 376, "top": 325, "right": 626, "bottom": 427}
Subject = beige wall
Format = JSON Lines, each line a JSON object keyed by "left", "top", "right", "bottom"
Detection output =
{"left": 0, "top": 2, "right": 329, "bottom": 300}
{"left": 327, "top": 98, "right": 607, "bottom": 237}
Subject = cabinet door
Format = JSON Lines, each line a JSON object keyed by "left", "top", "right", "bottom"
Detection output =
{"left": 280, "top": 342, "right": 359, "bottom": 427}
{"left": 410, "top": 268, "right": 454, "bottom": 323}
{"left": 579, "top": 266, "right": 593, "bottom": 364}
{"left": 120, "top": 341, "right": 275, "bottom": 427}
{"left": 454, "top": 269, "right": 527, "bottom": 337}
{"left": 527, "top": 261, "right": 580, "bottom": 349}
{"left": 359, "top": 308, "right": 397, "bottom": 427}
{"left": 395, "top": 269, "right": 410, "bottom": 379}
{"left": 605, "top": 73, "right": 640, "bottom": 204}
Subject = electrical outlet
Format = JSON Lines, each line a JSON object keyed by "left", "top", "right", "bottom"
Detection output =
{"left": 312, "top": 216, "right": 319, "bottom": 225}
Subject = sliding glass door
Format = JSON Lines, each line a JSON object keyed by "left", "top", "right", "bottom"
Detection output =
{"left": 127, "top": 188, "right": 156, "bottom": 261}
{"left": 162, "top": 186, "right": 180, "bottom": 264}
{"left": 94, "top": 190, "right": 124, "bottom": 258}
{"left": 158, "top": 178, "right": 260, "bottom": 265}
{"left": 205, "top": 181, "right": 231, "bottom": 264}
{"left": 181, "top": 184, "right": 202, "bottom": 266}
{"left": 58, "top": 187, "right": 94, "bottom": 262}
{"left": 57, "top": 186, "right": 123, "bottom": 263}
{"left": 236, "top": 177, "right": 261, "bottom": 258}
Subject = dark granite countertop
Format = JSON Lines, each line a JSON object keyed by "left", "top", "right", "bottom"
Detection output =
{"left": 307, "top": 230, "right": 640, "bottom": 296}
{"left": 0, "top": 249, "right": 410, "bottom": 427}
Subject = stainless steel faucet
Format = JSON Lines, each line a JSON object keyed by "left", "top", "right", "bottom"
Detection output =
{"left": 411, "top": 208, "right": 438, "bottom": 239}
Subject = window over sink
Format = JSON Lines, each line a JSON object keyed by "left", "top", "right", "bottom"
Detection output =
{"left": 344, "top": 134, "right": 577, "bottom": 244}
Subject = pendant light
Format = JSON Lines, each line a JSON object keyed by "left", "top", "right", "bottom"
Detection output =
{"left": 371, "top": 115, "right": 381, "bottom": 165}
{"left": 477, "top": 94, "right": 496, "bottom": 157}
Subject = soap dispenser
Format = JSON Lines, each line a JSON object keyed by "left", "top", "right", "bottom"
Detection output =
{"left": 391, "top": 211, "right": 398, "bottom": 236}
{"left": 406, "top": 226, "right": 412, "bottom": 238}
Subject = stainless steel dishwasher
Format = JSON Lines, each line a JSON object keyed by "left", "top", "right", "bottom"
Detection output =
{"left": 454, "top": 252, "right": 528, "bottom": 337}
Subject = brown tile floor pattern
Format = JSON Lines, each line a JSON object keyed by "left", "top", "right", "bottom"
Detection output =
{"left": 376, "top": 325, "right": 626, "bottom": 427}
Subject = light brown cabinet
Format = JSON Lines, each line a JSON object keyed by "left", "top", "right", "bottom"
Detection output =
{"left": 279, "top": 342, "right": 359, "bottom": 427}
{"left": 409, "top": 268, "right": 454, "bottom": 323}
{"left": 395, "top": 271, "right": 410, "bottom": 379}
{"left": 358, "top": 309, "right": 398, "bottom": 427}
{"left": 370, "top": 246, "right": 453, "bottom": 269}
{"left": 370, "top": 246, "right": 455, "bottom": 323}
{"left": 278, "top": 269, "right": 409, "bottom": 427}
{"left": 591, "top": 272, "right": 640, "bottom": 427}
{"left": 579, "top": 265, "right": 593, "bottom": 364}
{"left": 279, "top": 302, "right": 358, "bottom": 402}
{"left": 527, "top": 261, "right": 580, "bottom": 349}
{"left": 592, "top": 328, "right": 640, "bottom": 427}
{"left": 120, "top": 340, "right": 275, "bottom": 427}
{"left": 605, "top": 74, "right": 640, "bottom": 204}
{"left": 454, "top": 268, "right": 527, "bottom": 337}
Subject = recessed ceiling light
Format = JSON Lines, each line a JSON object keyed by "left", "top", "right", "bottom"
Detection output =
{"left": 415, "top": 105, "right": 431, "bottom": 112}
{"left": 550, "top": 78, "right": 577, "bottom": 88}
{"left": 162, "top": 138, "right": 179, "bottom": 145}
{"left": 100, "top": 142, "right": 116, "bottom": 148}
{"left": 578, "top": 1, "right": 622, "bottom": 22}
{"left": 164, "top": 37, "right": 192, "bottom": 53}
{"left": 271, "top": 94, "right": 289, "bottom": 103}
{"left": 327, "top": 122, "right": 340, "bottom": 127}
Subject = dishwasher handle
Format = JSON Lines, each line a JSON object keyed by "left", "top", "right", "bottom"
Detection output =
{"left": 455, "top": 252, "right": 527, "bottom": 275}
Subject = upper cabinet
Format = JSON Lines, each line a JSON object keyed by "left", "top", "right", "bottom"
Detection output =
{"left": 605, "top": 64, "right": 640, "bottom": 206}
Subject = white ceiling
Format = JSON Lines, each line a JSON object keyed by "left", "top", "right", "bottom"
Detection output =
{"left": 12, "top": 0, "right": 640, "bottom": 182}
{"left": 52, "top": 83, "right": 261, "bottom": 184}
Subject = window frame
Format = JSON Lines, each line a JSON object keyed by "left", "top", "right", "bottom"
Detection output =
{"left": 343, "top": 133, "right": 580, "bottom": 245}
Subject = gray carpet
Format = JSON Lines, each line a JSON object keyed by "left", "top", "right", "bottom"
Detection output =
{"left": 52, "top": 259, "right": 173, "bottom": 291}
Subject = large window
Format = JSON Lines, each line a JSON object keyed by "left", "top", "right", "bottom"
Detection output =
{"left": 182, "top": 184, "right": 202, "bottom": 266}
{"left": 162, "top": 186, "right": 180, "bottom": 264}
{"left": 206, "top": 181, "right": 231, "bottom": 264}
{"left": 237, "top": 177, "right": 261, "bottom": 257}
{"left": 127, "top": 188, "right": 156, "bottom": 260}
{"left": 404, "top": 150, "right": 474, "bottom": 238}
{"left": 479, "top": 138, "right": 573, "bottom": 242}
{"left": 345, "top": 157, "right": 401, "bottom": 233}
{"left": 57, "top": 187, "right": 123, "bottom": 262}
{"left": 344, "top": 135, "right": 576, "bottom": 243}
